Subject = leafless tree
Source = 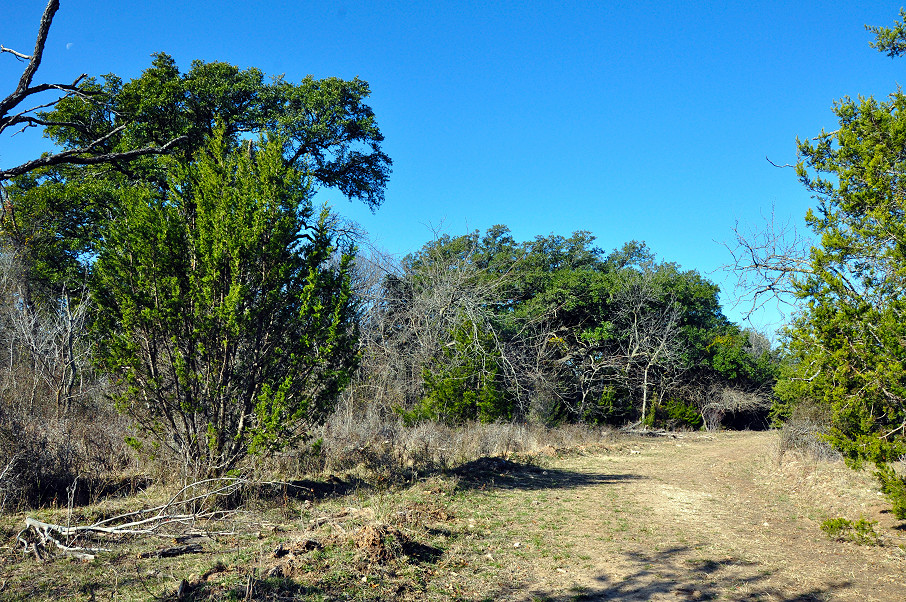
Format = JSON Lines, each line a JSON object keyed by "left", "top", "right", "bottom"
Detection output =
{"left": 611, "top": 271, "right": 687, "bottom": 423}
{"left": 344, "top": 233, "right": 531, "bottom": 419}
{"left": 722, "top": 205, "right": 813, "bottom": 321}
{"left": 0, "top": 246, "right": 95, "bottom": 417}
{"left": 544, "top": 268, "right": 687, "bottom": 424}
{"left": 0, "top": 0, "right": 185, "bottom": 182}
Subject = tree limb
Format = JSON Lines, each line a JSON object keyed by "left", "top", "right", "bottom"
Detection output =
{"left": 0, "top": 46, "right": 32, "bottom": 61}
{"left": 1, "top": 1, "right": 186, "bottom": 181}
{"left": 0, "top": 134, "right": 188, "bottom": 180}
{"left": 0, "top": 0, "right": 60, "bottom": 119}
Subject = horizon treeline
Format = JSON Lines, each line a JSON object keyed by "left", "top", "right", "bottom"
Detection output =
{"left": 347, "top": 226, "right": 777, "bottom": 430}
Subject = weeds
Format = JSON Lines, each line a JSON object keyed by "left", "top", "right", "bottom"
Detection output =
{"left": 777, "top": 400, "right": 841, "bottom": 464}
{"left": 820, "top": 517, "right": 881, "bottom": 546}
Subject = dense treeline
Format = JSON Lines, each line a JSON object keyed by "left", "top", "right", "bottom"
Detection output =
{"left": 350, "top": 227, "right": 777, "bottom": 429}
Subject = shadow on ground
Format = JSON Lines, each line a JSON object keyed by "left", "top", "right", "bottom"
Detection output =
{"left": 450, "top": 456, "right": 644, "bottom": 492}
{"left": 248, "top": 456, "right": 644, "bottom": 501}
{"left": 497, "top": 545, "right": 851, "bottom": 601}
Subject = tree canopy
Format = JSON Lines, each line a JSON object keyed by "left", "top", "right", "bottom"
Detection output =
{"left": 2, "top": 24, "right": 390, "bottom": 304}
{"left": 771, "top": 10, "right": 906, "bottom": 517}
{"left": 355, "top": 226, "right": 777, "bottom": 428}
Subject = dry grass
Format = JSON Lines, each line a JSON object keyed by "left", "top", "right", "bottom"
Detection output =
{"left": 261, "top": 407, "right": 616, "bottom": 482}
{"left": 3, "top": 425, "right": 904, "bottom": 600}
{"left": 0, "top": 401, "right": 137, "bottom": 511}
{"left": 0, "top": 417, "right": 617, "bottom": 600}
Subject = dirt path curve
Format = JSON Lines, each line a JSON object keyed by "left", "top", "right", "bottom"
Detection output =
{"left": 477, "top": 431, "right": 906, "bottom": 601}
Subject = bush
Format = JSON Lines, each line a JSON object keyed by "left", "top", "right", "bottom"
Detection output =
{"left": 652, "top": 397, "right": 703, "bottom": 430}
{"left": 820, "top": 516, "right": 880, "bottom": 546}
{"left": 0, "top": 401, "right": 134, "bottom": 511}
{"left": 777, "top": 401, "right": 841, "bottom": 462}
{"left": 875, "top": 464, "right": 906, "bottom": 520}
{"left": 0, "top": 409, "right": 77, "bottom": 510}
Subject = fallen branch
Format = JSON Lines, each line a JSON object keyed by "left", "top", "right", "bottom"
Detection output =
{"left": 20, "top": 518, "right": 111, "bottom": 560}
{"left": 19, "top": 477, "right": 245, "bottom": 560}
{"left": 17, "top": 476, "right": 335, "bottom": 561}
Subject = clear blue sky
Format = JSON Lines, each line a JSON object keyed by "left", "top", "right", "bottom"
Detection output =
{"left": 3, "top": 1, "right": 905, "bottom": 333}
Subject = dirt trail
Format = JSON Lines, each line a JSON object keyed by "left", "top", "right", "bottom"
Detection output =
{"left": 486, "top": 431, "right": 906, "bottom": 601}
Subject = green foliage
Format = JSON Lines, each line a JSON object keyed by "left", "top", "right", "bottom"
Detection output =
{"left": 654, "top": 397, "right": 704, "bottom": 429}
{"left": 820, "top": 516, "right": 881, "bottom": 546}
{"left": 867, "top": 9, "right": 906, "bottom": 58}
{"left": 92, "top": 133, "right": 357, "bottom": 475}
{"left": 790, "top": 89, "right": 906, "bottom": 465}
{"left": 875, "top": 464, "right": 906, "bottom": 520}
{"left": 583, "top": 386, "right": 634, "bottom": 425}
{"left": 400, "top": 319, "right": 511, "bottom": 424}
{"left": 707, "top": 328, "right": 776, "bottom": 386}
{"left": 383, "top": 226, "right": 774, "bottom": 426}
{"left": 4, "top": 53, "right": 389, "bottom": 304}
{"left": 41, "top": 53, "right": 391, "bottom": 208}
{"left": 773, "top": 12, "right": 906, "bottom": 517}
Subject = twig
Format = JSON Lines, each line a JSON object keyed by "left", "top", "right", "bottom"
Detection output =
{"left": 765, "top": 156, "right": 795, "bottom": 169}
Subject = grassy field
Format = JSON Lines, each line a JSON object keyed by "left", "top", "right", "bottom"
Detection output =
{"left": 2, "top": 430, "right": 905, "bottom": 601}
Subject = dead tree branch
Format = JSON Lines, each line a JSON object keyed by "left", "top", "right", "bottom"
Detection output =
{"left": 720, "top": 205, "right": 813, "bottom": 321}
{"left": 18, "top": 477, "right": 248, "bottom": 560}
{"left": 0, "top": 0, "right": 185, "bottom": 182}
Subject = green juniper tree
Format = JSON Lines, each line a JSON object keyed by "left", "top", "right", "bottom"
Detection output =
{"left": 770, "top": 10, "right": 906, "bottom": 517}
{"left": 92, "top": 133, "right": 358, "bottom": 476}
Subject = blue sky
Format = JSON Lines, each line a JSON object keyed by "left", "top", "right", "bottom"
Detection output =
{"left": 3, "top": 1, "right": 905, "bottom": 333}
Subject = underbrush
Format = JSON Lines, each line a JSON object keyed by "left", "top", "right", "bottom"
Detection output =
{"left": 259, "top": 408, "right": 616, "bottom": 484}
{"left": 0, "top": 400, "right": 137, "bottom": 512}
{"left": 777, "top": 402, "right": 841, "bottom": 463}
{"left": 0, "top": 412, "right": 619, "bottom": 601}
{"left": 1, "top": 471, "right": 470, "bottom": 601}
{"left": 1, "top": 397, "right": 616, "bottom": 514}
{"left": 820, "top": 516, "right": 881, "bottom": 546}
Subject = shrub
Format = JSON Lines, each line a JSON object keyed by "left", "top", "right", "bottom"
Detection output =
{"left": 652, "top": 397, "right": 703, "bottom": 430}
{"left": 399, "top": 318, "right": 512, "bottom": 425}
{"left": 875, "top": 464, "right": 906, "bottom": 520}
{"left": 777, "top": 401, "right": 841, "bottom": 462}
{"left": 820, "top": 517, "right": 880, "bottom": 546}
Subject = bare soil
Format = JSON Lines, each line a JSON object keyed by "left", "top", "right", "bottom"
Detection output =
{"left": 470, "top": 430, "right": 906, "bottom": 601}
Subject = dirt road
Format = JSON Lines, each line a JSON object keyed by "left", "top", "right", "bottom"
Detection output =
{"left": 465, "top": 431, "right": 906, "bottom": 601}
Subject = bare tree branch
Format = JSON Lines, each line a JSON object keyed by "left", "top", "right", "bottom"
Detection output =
{"left": 0, "top": 131, "right": 188, "bottom": 180}
{"left": 765, "top": 156, "right": 795, "bottom": 169}
{"left": 0, "top": 46, "right": 32, "bottom": 61}
{"left": 0, "top": 0, "right": 185, "bottom": 182}
{"left": 0, "top": 0, "right": 60, "bottom": 119}
{"left": 720, "top": 205, "right": 813, "bottom": 321}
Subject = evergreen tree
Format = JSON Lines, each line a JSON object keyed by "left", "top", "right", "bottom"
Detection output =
{"left": 777, "top": 10, "right": 906, "bottom": 516}
{"left": 93, "top": 133, "right": 357, "bottom": 475}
